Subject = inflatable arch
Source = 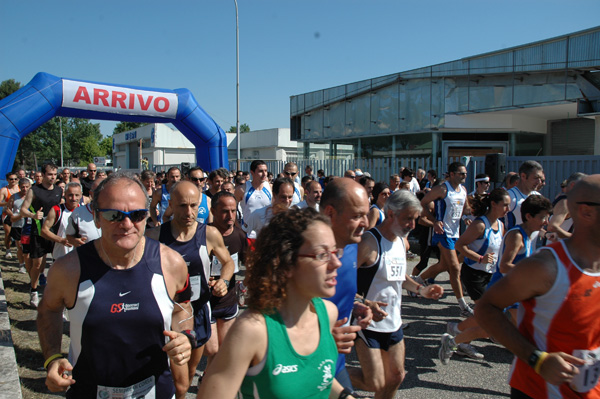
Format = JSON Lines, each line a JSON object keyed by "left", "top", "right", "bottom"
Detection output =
{"left": 0, "top": 72, "right": 228, "bottom": 182}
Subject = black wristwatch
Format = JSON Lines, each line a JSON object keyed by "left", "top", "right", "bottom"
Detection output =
{"left": 181, "top": 329, "right": 197, "bottom": 348}
{"left": 338, "top": 387, "right": 353, "bottom": 399}
{"left": 222, "top": 279, "right": 230, "bottom": 286}
{"left": 528, "top": 349, "right": 543, "bottom": 368}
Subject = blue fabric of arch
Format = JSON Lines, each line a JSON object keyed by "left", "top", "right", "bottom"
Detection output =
{"left": 0, "top": 72, "right": 228, "bottom": 182}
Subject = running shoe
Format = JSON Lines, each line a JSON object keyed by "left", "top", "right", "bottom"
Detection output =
{"left": 30, "top": 291, "right": 39, "bottom": 308}
{"left": 18, "top": 265, "right": 27, "bottom": 274}
{"left": 456, "top": 343, "right": 484, "bottom": 359}
{"left": 5, "top": 251, "right": 12, "bottom": 259}
{"left": 459, "top": 305, "right": 474, "bottom": 318}
{"left": 439, "top": 333, "right": 456, "bottom": 365}
{"left": 446, "top": 322, "right": 461, "bottom": 336}
{"left": 39, "top": 274, "right": 47, "bottom": 286}
{"left": 406, "top": 250, "right": 418, "bottom": 260}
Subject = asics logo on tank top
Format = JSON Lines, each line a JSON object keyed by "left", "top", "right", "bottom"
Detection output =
{"left": 272, "top": 364, "right": 298, "bottom": 375}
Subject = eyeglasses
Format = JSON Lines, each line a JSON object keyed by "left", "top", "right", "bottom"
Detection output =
{"left": 88, "top": 169, "right": 97, "bottom": 172}
{"left": 97, "top": 208, "right": 149, "bottom": 223}
{"left": 284, "top": 171, "right": 297, "bottom": 176}
{"left": 456, "top": 172, "right": 467, "bottom": 176}
{"left": 577, "top": 202, "right": 600, "bottom": 207}
{"left": 190, "top": 177, "right": 206, "bottom": 182}
{"left": 8, "top": 178, "right": 18, "bottom": 181}
{"left": 298, "top": 247, "right": 344, "bottom": 262}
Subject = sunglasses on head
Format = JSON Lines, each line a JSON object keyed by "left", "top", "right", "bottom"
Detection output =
{"left": 97, "top": 208, "right": 149, "bottom": 223}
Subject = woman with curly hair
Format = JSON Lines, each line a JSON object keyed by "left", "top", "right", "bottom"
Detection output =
{"left": 197, "top": 207, "right": 355, "bottom": 399}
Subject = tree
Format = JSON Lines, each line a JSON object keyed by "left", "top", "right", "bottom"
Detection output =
{"left": 99, "top": 136, "right": 113, "bottom": 158}
{"left": 0, "top": 79, "right": 21, "bottom": 101}
{"left": 113, "top": 121, "right": 147, "bottom": 135}
{"left": 229, "top": 123, "right": 250, "bottom": 133}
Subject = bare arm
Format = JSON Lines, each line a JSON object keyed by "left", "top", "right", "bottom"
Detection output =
{"left": 367, "top": 207, "right": 380, "bottom": 230}
{"left": 41, "top": 208, "right": 70, "bottom": 247}
{"left": 6, "top": 196, "right": 18, "bottom": 221}
{"left": 498, "top": 230, "right": 524, "bottom": 274}
{"left": 206, "top": 196, "right": 213, "bottom": 224}
{"left": 37, "top": 252, "right": 81, "bottom": 391}
{"left": 149, "top": 189, "right": 162, "bottom": 225}
{"left": 475, "top": 251, "right": 584, "bottom": 385}
{"left": 455, "top": 220, "right": 495, "bottom": 264}
{"left": 420, "top": 185, "right": 446, "bottom": 234}
{"left": 0, "top": 187, "right": 8, "bottom": 207}
{"left": 20, "top": 188, "right": 41, "bottom": 220}
{"left": 197, "top": 312, "right": 267, "bottom": 398}
{"left": 547, "top": 199, "right": 571, "bottom": 239}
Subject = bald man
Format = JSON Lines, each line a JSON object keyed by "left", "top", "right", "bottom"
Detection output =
{"left": 476, "top": 175, "right": 600, "bottom": 398}
{"left": 146, "top": 181, "right": 234, "bottom": 398}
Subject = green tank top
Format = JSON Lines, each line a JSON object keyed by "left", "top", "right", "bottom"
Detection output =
{"left": 239, "top": 298, "right": 337, "bottom": 398}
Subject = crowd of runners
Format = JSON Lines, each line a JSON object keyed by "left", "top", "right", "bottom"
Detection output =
{"left": 0, "top": 159, "right": 598, "bottom": 399}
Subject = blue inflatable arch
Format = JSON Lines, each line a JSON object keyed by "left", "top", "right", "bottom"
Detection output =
{"left": 0, "top": 72, "right": 228, "bottom": 180}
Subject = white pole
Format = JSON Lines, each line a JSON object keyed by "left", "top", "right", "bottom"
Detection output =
{"left": 235, "top": 0, "right": 241, "bottom": 171}
{"left": 59, "top": 117, "right": 64, "bottom": 167}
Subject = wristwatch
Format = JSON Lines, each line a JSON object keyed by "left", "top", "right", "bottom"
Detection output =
{"left": 527, "top": 349, "right": 543, "bottom": 368}
{"left": 222, "top": 279, "right": 230, "bottom": 286}
{"left": 181, "top": 329, "right": 197, "bottom": 348}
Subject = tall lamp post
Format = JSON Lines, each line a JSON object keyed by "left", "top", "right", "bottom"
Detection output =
{"left": 235, "top": 0, "right": 241, "bottom": 171}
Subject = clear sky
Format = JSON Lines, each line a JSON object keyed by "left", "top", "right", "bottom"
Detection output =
{"left": 2, "top": 1, "right": 599, "bottom": 136}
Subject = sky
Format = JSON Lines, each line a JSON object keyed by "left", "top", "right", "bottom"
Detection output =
{"left": 2, "top": 1, "right": 600, "bottom": 137}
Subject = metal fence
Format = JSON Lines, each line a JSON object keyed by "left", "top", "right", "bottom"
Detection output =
{"left": 155, "top": 155, "right": 600, "bottom": 202}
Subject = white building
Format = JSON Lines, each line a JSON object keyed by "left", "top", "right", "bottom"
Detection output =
{"left": 112, "top": 123, "right": 196, "bottom": 171}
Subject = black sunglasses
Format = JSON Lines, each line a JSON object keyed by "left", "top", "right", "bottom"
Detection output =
{"left": 284, "top": 171, "right": 297, "bottom": 176}
{"left": 97, "top": 208, "right": 149, "bottom": 223}
{"left": 190, "top": 177, "right": 206, "bottom": 182}
{"left": 576, "top": 202, "right": 600, "bottom": 207}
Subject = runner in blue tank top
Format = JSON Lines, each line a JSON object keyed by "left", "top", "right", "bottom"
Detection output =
{"left": 37, "top": 172, "right": 194, "bottom": 397}
{"left": 150, "top": 167, "right": 181, "bottom": 226}
{"left": 146, "top": 181, "right": 234, "bottom": 398}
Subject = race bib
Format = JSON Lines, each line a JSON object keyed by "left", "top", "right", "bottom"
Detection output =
{"left": 385, "top": 256, "right": 405, "bottom": 281}
{"left": 570, "top": 347, "right": 600, "bottom": 393}
{"left": 190, "top": 275, "right": 201, "bottom": 302}
{"left": 97, "top": 375, "right": 155, "bottom": 398}
{"left": 211, "top": 252, "right": 239, "bottom": 276}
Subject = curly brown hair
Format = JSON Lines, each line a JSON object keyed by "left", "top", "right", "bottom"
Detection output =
{"left": 245, "top": 207, "right": 331, "bottom": 313}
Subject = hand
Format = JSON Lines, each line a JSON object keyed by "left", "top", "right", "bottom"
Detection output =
{"left": 420, "top": 284, "right": 444, "bottom": 300}
{"left": 61, "top": 238, "right": 73, "bottom": 248}
{"left": 481, "top": 253, "right": 496, "bottom": 264}
{"left": 45, "top": 358, "right": 76, "bottom": 392}
{"left": 352, "top": 302, "right": 373, "bottom": 329}
{"left": 36, "top": 208, "right": 44, "bottom": 220}
{"left": 464, "top": 218, "right": 472, "bottom": 226}
{"left": 546, "top": 232, "right": 558, "bottom": 242}
{"left": 433, "top": 220, "right": 444, "bottom": 235}
{"left": 163, "top": 331, "right": 192, "bottom": 366}
{"left": 538, "top": 352, "right": 585, "bottom": 386}
{"left": 332, "top": 318, "right": 361, "bottom": 354}
{"left": 209, "top": 277, "right": 228, "bottom": 297}
{"left": 366, "top": 300, "right": 388, "bottom": 322}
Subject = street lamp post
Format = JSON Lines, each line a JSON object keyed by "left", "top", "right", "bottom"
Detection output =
{"left": 235, "top": 0, "right": 241, "bottom": 172}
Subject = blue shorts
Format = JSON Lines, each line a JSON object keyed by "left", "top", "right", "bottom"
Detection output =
{"left": 210, "top": 303, "right": 239, "bottom": 323}
{"left": 357, "top": 327, "right": 404, "bottom": 351}
{"left": 193, "top": 303, "right": 212, "bottom": 348}
{"left": 432, "top": 234, "right": 457, "bottom": 250}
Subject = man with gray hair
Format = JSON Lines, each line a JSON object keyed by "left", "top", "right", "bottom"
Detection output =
{"left": 506, "top": 160, "right": 544, "bottom": 229}
{"left": 546, "top": 172, "right": 587, "bottom": 242}
{"left": 350, "top": 190, "right": 443, "bottom": 399}
{"left": 296, "top": 180, "right": 322, "bottom": 211}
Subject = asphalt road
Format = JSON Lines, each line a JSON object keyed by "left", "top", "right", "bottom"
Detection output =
{"left": 187, "top": 257, "right": 514, "bottom": 399}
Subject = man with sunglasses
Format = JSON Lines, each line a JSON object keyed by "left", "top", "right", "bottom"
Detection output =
{"left": 351, "top": 190, "right": 443, "bottom": 399}
{"left": 38, "top": 172, "right": 194, "bottom": 397}
{"left": 19, "top": 163, "right": 63, "bottom": 307}
{"left": 80, "top": 163, "right": 97, "bottom": 198}
{"left": 150, "top": 166, "right": 182, "bottom": 226}
{"left": 417, "top": 162, "right": 471, "bottom": 317}
{"left": 187, "top": 167, "right": 212, "bottom": 225}
{"left": 146, "top": 180, "right": 234, "bottom": 398}
{"left": 476, "top": 175, "right": 600, "bottom": 399}
{"left": 283, "top": 162, "right": 304, "bottom": 206}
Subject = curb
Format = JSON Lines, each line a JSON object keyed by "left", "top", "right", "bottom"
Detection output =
{"left": 0, "top": 268, "right": 23, "bottom": 399}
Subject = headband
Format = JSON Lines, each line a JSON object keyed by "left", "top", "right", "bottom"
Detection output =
{"left": 475, "top": 177, "right": 490, "bottom": 183}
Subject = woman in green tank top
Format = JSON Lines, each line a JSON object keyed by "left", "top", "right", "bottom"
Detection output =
{"left": 197, "top": 208, "right": 355, "bottom": 399}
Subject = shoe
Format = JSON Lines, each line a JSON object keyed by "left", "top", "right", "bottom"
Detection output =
{"left": 439, "top": 333, "right": 456, "bottom": 365}
{"left": 5, "top": 251, "right": 12, "bottom": 259}
{"left": 39, "top": 274, "right": 47, "bottom": 286}
{"left": 30, "top": 291, "right": 39, "bottom": 308}
{"left": 459, "top": 305, "right": 474, "bottom": 318}
{"left": 456, "top": 343, "right": 484, "bottom": 360}
{"left": 446, "top": 322, "right": 461, "bottom": 336}
{"left": 62, "top": 309, "right": 69, "bottom": 322}
{"left": 406, "top": 250, "right": 418, "bottom": 260}
{"left": 18, "top": 265, "right": 27, "bottom": 274}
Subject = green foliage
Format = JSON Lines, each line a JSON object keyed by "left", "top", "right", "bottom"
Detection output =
{"left": 0, "top": 79, "right": 21, "bottom": 101}
{"left": 229, "top": 123, "right": 250, "bottom": 133}
{"left": 99, "top": 136, "right": 113, "bottom": 158}
{"left": 113, "top": 121, "right": 147, "bottom": 135}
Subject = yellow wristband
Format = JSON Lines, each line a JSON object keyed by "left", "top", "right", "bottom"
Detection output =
{"left": 533, "top": 351, "right": 548, "bottom": 374}
{"left": 44, "top": 353, "right": 64, "bottom": 370}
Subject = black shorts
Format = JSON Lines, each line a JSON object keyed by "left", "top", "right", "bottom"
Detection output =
{"left": 2, "top": 214, "right": 11, "bottom": 226}
{"left": 210, "top": 303, "right": 239, "bottom": 323}
{"left": 10, "top": 227, "right": 22, "bottom": 241}
{"left": 357, "top": 327, "right": 404, "bottom": 351}
{"left": 460, "top": 264, "right": 492, "bottom": 301}
{"left": 29, "top": 234, "right": 54, "bottom": 259}
{"left": 193, "top": 303, "right": 212, "bottom": 348}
